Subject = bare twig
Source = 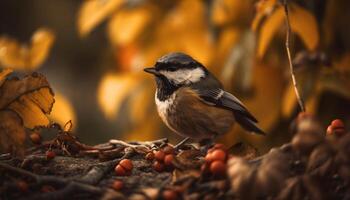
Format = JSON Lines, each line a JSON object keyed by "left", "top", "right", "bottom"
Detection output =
{"left": 282, "top": 0, "right": 306, "bottom": 112}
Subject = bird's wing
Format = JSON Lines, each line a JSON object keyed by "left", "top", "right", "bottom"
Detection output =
{"left": 196, "top": 88, "right": 258, "bottom": 123}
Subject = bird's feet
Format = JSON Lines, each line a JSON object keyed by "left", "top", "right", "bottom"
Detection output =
{"left": 173, "top": 137, "right": 191, "bottom": 150}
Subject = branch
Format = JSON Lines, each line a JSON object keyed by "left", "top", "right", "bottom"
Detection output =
{"left": 282, "top": 0, "right": 306, "bottom": 112}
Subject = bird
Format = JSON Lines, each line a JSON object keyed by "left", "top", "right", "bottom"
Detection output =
{"left": 144, "top": 52, "right": 265, "bottom": 148}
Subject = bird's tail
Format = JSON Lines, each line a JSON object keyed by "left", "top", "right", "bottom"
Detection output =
{"left": 235, "top": 113, "right": 266, "bottom": 135}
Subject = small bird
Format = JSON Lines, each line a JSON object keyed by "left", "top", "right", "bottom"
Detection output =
{"left": 144, "top": 52, "right": 265, "bottom": 148}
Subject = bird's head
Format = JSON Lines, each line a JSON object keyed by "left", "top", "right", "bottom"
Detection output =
{"left": 144, "top": 52, "right": 207, "bottom": 88}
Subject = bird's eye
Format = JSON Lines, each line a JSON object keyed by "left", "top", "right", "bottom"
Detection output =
{"left": 168, "top": 67, "right": 177, "bottom": 72}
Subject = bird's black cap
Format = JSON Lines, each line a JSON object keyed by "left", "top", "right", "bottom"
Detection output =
{"left": 154, "top": 52, "right": 204, "bottom": 71}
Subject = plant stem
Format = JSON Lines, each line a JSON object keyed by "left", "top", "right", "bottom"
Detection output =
{"left": 283, "top": 0, "right": 306, "bottom": 112}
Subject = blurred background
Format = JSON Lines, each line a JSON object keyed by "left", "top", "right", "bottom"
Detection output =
{"left": 0, "top": 0, "right": 349, "bottom": 153}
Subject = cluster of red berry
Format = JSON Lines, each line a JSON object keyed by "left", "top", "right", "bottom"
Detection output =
{"left": 145, "top": 145, "right": 175, "bottom": 172}
{"left": 114, "top": 159, "right": 133, "bottom": 176}
{"left": 327, "top": 119, "right": 347, "bottom": 137}
{"left": 202, "top": 144, "right": 228, "bottom": 176}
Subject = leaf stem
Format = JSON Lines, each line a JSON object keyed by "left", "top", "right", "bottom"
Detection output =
{"left": 283, "top": 0, "right": 306, "bottom": 112}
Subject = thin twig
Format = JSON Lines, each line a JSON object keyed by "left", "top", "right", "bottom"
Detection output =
{"left": 283, "top": 0, "right": 306, "bottom": 112}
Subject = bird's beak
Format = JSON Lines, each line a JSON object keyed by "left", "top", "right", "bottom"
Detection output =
{"left": 144, "top": 67, "right": 160, "bottom": 75}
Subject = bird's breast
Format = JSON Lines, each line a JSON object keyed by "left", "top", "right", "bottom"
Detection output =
{"left": 155, "top": 91, "right": 178, "bottom": 133}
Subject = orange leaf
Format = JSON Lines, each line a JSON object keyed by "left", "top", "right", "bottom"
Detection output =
{"left": 289, "top": 3, "right": 319, "bottom": 51}
{"left": 257, "top": 7, "right": 284, "bottom": 58}
{"left": 0, "top": 28, "right": 55, "bottom": 71}
{"left": 108, "top": 5, "right": 153, "bottom": 46}
{"left": 77, "top": 0, "right": 123, "bottom": 37}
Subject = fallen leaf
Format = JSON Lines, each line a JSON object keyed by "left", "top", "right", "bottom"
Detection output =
{"left": 77, "top": 0, "right": 123, "bottom": 37}
{"left": 0, "top": 110, "right": 26, "bottom": 154}
{"left": 0, "top": 72, "right": 54, "bottom": 153}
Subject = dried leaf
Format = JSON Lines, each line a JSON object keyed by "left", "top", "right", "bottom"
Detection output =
{"left": 77, "top": 0, "right": 123, "bottom": 37}
{"left": 0, "top": 73, "right": 54, "bottom": 129}
{"left": 0, "top": 28, "right": 55, "bottom": 70}
{"left": 49, "top": 92, "right": 76, "bottom": 130}
{"left": 108, "top": 5, "right": 153, "bottom": 46}
{"left": 289, "top": 4, "right": 319, "bottom": 51}
{"left": 0, "top": 110, "right": 26, "bottom": 154}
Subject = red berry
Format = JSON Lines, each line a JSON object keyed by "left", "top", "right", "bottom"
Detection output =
{"left": 145, "top": 152, "right": 155, "bottom": 160}
{"left": 331, "top": 119, "right": 345, "bottom": 129}
{"left": 154, "top": 150, "right": 165, "bottom": 161}
{"left": 30, "top": 133, "right": 41, "bottom": 144}
{"left": 205, "top": 152, "right": 214, "bottom": 163}
{"left": 163, "top": 146, "right": 175, "bottom": 154}
{"left": 334, "top": 129, "right": 346, "bottom": 137}
{"left": 327, "top": 125, "right": 333, "bottom": 135}
{"left": 41, "top": 185, "right": 55, "bottom": 193}
{"left": 111, "top": 180, "right": 123, "bottom": 190}
{"left": 210, "top": 160, "right": 226, "bottom": 176}
{"left": 46, "top": 151, "right": 56, "bottom": 160}
{"left": 164, "top": 154, "right": 174, "bottom": 166}
{"left": 16, "top": 180, "right": 28, "bottom": 192}
{"left": 162, "top": 189, "right": 178, "bottom": 200}
{"left": 211, "top": 149, "right": 226, "bottom": 161}
{"left": 115, "top": 165, "right": 126, "bottom": 176}
{"left": 153, "top": 161, "right": 165, "bottom": 172}
{"left": 119, "top": 159, "right": 133, "bottom": 171}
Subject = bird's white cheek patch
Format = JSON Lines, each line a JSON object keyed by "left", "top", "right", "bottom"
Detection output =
{"left": 161, "top": 68, "right": 205, "bottom": 84}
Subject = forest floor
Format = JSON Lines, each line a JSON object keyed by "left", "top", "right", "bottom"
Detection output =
{"left": 1, "top": 115, "right": 350, "bottom": 200}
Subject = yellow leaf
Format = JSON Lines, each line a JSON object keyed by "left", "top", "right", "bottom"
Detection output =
{"left": 251, "top": 0, "right": 278, "bottom": 31}
{"left": 0, "top": 68, "right": 12, "bottom": 87}
{"left": 282, "top": 83, "right": 297, "bottom": 118}
{"left": 212, "top": 27, "right": 240, "bottom": 75}
{"left": 28, "top": 28, "right": 55, "bottom": 68}
{"left": 127, "top": 81, "right": 154, "bottom": 124}
{"left": 0, "top": 28, "right": 55, "bottom": 71}
{"left": 211, "top": 0, "right": 251, "bottom": 26}
{"left": 148, "top": 0, "right": 212, "bottom": 65}
{"left": 50, "top": 92, "right": 77, "bottom": 130}
{"left": 77, "top": 0, "right": 123, "bottom": 37}
{"left": 257, "top": 7, "right": 284, "bottom": 58}
{"left": 289, "top": 3, "right": 319, "bottom": 51}
{"left": 108, "top": 5, "right": 153, "bottom": 46}
{"left": 97, "top": 72, "right": 140, "bottom": 120}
